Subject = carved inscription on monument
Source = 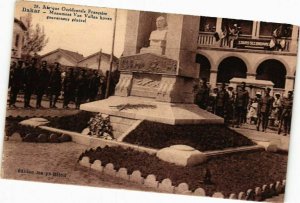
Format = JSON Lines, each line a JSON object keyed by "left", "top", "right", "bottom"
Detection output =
{"left": 119, "top": 53, "right": 177, "bottom": 75}
{"left": 131, "top": 73, "right": 162, "bottom": 98}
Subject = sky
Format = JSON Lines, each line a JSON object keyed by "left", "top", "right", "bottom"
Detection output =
{"left": 14, "top": 1, "right": 127, "bottom": 57}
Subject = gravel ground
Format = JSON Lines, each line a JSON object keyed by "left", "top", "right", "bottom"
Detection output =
{"left": 1, "top": 140, "right": 158, "bottom": 192}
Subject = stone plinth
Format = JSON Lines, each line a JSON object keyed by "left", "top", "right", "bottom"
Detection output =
{"left": 80, "top": 96, "right": 223, "bottom": 125}
{"left": 81, "top": 11, "right": 223, "bottom": 131}
{"left": 156, "top": 145, "right": 207, "bottom": 166}
{"left": 116, "top": 11, "right": 200, "bottom": 103}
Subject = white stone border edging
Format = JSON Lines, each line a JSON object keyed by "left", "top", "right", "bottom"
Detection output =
{"left": 39, "top": 126, "right": 158, "bottom": 155}
{"left": 79, "top": 155, "right": 285, "bottom": 200}
{"left": 37, "top": 126, "right": 266, "bottom": 157}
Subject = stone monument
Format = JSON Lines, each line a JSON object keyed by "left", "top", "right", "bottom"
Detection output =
{"left": 140, "top": 16, "right": 168, "bottom": 55}
{"left": 81, "top": 11, "right": 223, "bottom": 126}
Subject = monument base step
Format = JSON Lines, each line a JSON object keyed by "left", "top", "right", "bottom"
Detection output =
{"left": 109, "top": 116, "right": 140, "bottom": 139}
{"left": 80, "top": 96, "right": 223, "bottom": 125}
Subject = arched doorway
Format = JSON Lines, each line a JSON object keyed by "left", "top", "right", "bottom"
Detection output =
{"left": 217, "top": 56, "right": 247, "bottom": 83}
{"left": 196, "top": 54, "right": 211, "bottom": 81}
{"left": 256, "top": 59, "right": 286, "bottom": 88}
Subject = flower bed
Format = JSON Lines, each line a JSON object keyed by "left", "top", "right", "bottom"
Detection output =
{"left": 5, "top": 117, "right": 71, "bottom": 143}
{"left": 123, "top": 121, "right": 255, "bottom": 151}
{"left": 47, "top": 111, "right": 96, "bottom": 132}
{"left": 5, "top": 116, "right": 25, "bottom": 137}
{"left": 79, "top": 146, "right": 287, "bottom": 197}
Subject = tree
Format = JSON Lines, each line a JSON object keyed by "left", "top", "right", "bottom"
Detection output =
{"left": 21, "top": 14, "right": 49, "bottom": 59}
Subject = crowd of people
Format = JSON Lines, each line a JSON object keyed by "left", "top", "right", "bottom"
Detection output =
{"left": 195, "top": 79, "right": 293, "bottom": 135}
{"left": 8, "top": 58, "right": 114, "bottom": 110}
{"left": 8, "top": 58, "right": 294, "bottom": 135}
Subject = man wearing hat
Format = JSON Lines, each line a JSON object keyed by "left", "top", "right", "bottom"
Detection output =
{"left": 207, "top": 87, "right": 218, "bottom": 113}
{"left": 226, "top": 85, "right": 235, "bottom": 125}
{"left": 273, "top": 93, "right": 282, "bottom": 123}
{"left": 215, "top": 83, "right": 229, "bottom": 119}
{"left": 257, "top": 87, "right": 274, "bottom": 132}
{"left": 49, "top": 62, "right": 62, "bottom": 108}
{"left": 9, "top": 60, "right": 24, "bottom": 108}
{"left": 278, "top": 91, "right": 293, "bottom": 135}
{"left": 23, "top": 58, "right": 38, "bottom": 108}
{"left": 35, "top": 60, "right": 50, "bottom": 108}
{"left": 235, "top": 82, "right": 249, "bottom": 127}
{"left": 195, "top": 78, "right": 210, "bottom": 110}
{"left": 63, "top": 68, "right": 75, "bottom": 109}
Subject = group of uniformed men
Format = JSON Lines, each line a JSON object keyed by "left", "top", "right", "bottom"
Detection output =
{"left": 195, "top": 78, "right": 293, "bottom": 135}
{"left": 9, "top": 58, "right": 104, "bottom": 109}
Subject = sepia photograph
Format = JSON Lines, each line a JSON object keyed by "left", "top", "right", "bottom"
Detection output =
{"left": 1, "top": 0, "right": 300, "bottom": 202}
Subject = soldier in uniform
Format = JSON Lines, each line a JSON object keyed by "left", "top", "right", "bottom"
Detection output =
{"left": 256, "top": 87, "right": 274, "bottom": 132}
{"left": 88, "top": 70, "right": 100, "bottom": 102}
{"left": 23, "top": 58, "right": 38, "bottom": 108}
{"left": 226, "top": 85, "right": 235, "bottom": 125}
{"left": 36, "top": 61, "right": 50, "bottom": 108}
{"left": 215, "top": 83, "right": 229, "bottom": 119}
{"left": 75, "top": 69, "right": 88, "bottom": 109}
{"left": 49, "top": 62, "right": 62, "bottom": 108}
{"left": 235, "top": 82, "right": 249, "bottom": 128}
{"left": 273, "top": 93, "right": 282, "bottom": 123}
{"left": 278, "top": 91, "right": 293, "bottom": 135}
{"left": 63, "top": 68, "right": 76, "bottom": 109}
{"left": 9, "top": 61, "right": 24, "bottom": 108}
{"left": 195, "top": 78, "right": 210, "bottom": 110}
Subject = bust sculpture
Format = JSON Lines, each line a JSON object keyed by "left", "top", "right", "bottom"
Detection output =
{"left": 140, "top": 16, "right": 168, "bottom": 55}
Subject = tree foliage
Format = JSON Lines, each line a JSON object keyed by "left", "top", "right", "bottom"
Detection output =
{"left": 22, "top": 14, "right": 49, "bottom": 58}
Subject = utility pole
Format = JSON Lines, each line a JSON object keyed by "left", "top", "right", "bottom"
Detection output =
{"left": 97, "top": 48, "right": 102, "bottom": 74}
{"left": 105, "top": 8, "right": 117, "bottom": 99}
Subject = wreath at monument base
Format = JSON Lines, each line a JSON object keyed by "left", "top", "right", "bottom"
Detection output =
{"left": 88, "top": 113, "right": 114, "bottom": 140}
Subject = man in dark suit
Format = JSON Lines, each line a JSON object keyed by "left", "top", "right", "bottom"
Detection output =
{"left": 257, "top": 87, "right": 274, "bottom": 132}
{"left": 9, "top": 61, "right": 24, "bottom": 108}
{"left": 36, "top": 60, "right": 50, "bottom": 108}
{"left": 23, "top": 58, "right": 38, "bottom": 108}
{"left": 49, "top": 62, "right": 62, "bottom": 108}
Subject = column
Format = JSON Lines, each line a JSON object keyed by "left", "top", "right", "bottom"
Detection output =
{"left": 289, "top": 25, "right": 299, "bottom": 53}
{"left": 165, "top": 14, "right": 200, "bottom": 78}
{"left": 285, "top": 75, "right": 295, "bottom": 93}
{"left": 247, "top": 72, "right": 256, "bottom": 80}
{"left": 215, "top": 18, "right": 222, "bottom": 33}
{"left": 122, "top": 11, "right": 141, "bottom": 56}
{"left": 209, "top": 69, "right": 218, "bottom": 88}
{"left": 255, "top": 21, "right": 261, "bottom": 38}
{"left": 246, "top": 72, "right": 256, "bottom": 97}
{"left": 251, "top": 21, "right": 258, "bottom": 39}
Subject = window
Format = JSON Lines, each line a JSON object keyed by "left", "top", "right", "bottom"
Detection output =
{"left": 15, "top": 34, "right": 20, "bottom": 47}
{"left": 259, "top": 22, "right": 292, "bottom": 38}
{"left": 199, "top": 16, "right": 217, "bottom": 32}
{"left": 221, "top": 18, "right": 253, "bottom": 35}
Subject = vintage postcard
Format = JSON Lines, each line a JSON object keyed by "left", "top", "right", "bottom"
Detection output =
{"left": 1, "top": 0, "right": 299, "bottom": 202}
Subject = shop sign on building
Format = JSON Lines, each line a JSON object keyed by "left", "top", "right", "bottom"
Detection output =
{"left": 236, "top": 38, "right": 271, "bottom": 50}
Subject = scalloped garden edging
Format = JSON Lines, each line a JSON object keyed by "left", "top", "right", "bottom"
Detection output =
{"left": 78, "top": 146, "right": 287, "bottom": 198}
{"left": 5, "top": 117, "right": 72, "bottom": 143}
{"left": 79, "top": 155, "right": 286, "bottom": 201}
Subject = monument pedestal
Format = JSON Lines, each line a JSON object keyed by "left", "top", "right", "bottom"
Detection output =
{"left": 80, "top": 96, "right": 223, "bottom": 125}
{"left": 82, "top": 11, "right": 223, "bottom": 126}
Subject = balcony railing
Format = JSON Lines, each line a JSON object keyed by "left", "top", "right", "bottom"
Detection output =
{"left": 197, "top": 32, "right": 292, "bottom": 52}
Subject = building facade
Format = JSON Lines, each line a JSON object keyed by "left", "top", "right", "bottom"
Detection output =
{"left": 77, "top": 51, "right": 118, "bottom": 76}
{"left": 11, "top": 18, "right": 27, "bottom": 60}
{"left": 40, "top": 48, "right": 84, "bottom": 67}
{"left": 196, "top": 17, "right": 299, "bottom": 95}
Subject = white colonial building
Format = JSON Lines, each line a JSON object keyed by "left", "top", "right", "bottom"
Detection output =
{"left": 196, "top": 17, "right": 299, "bottom": 95}
{"left": 11, "top": 18, "right": 27, "bottom": 60}
{"left": 40, "top": 48, "right": 84, "bottom": 67}
{"left": 77, "top": 51, "right": 118, "bottom": 75}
